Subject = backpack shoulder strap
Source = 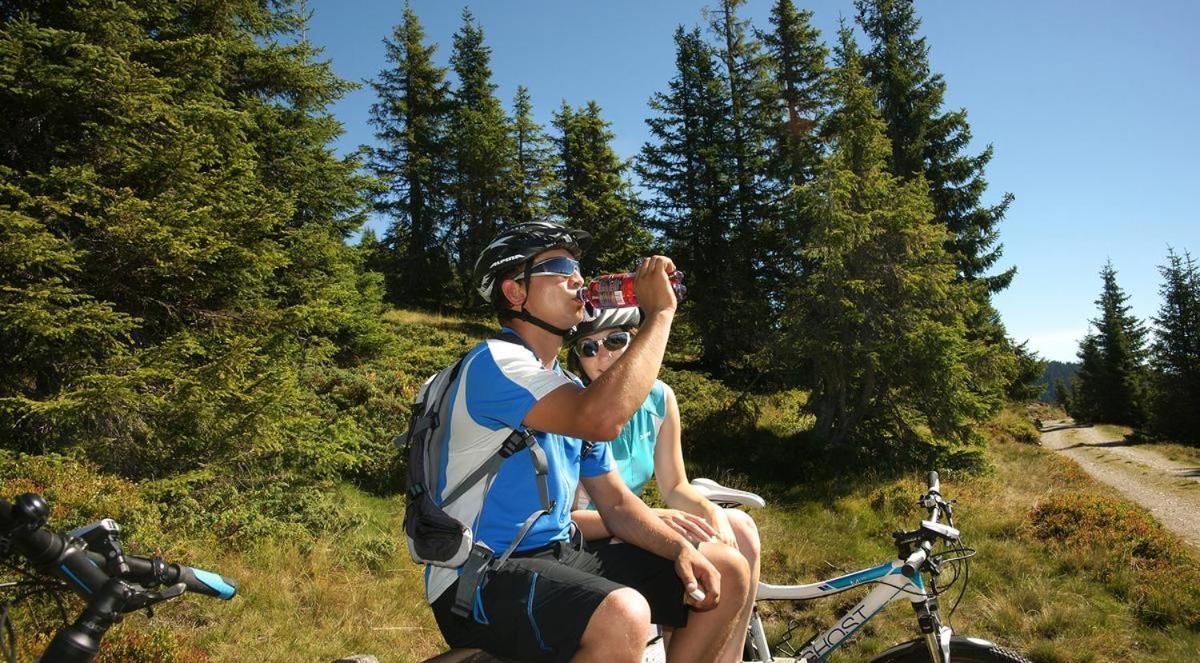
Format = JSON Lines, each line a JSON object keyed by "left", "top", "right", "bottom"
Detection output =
{"left": 394, "top": 356, "right": 466, "bottom": 452}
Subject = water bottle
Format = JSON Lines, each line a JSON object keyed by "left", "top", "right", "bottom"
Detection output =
{"left": 577, "top": 271, "right": 686, "bottom": 311}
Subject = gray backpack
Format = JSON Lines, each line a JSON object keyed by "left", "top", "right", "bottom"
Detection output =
{"left": 397, "top": 332, "right": 554, "bottom": 570}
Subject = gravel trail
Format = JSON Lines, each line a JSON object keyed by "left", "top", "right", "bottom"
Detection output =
{"left": 1040, "top": 421, "right": 1200, "bottom": 550}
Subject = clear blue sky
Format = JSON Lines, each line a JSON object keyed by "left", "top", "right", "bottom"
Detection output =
{"left": 307, "top": 0, "right": 1199, "bottom": 362}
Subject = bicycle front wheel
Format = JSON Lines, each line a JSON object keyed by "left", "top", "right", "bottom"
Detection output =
{"left": 869, "top": 635, "right": 1032, "bottom": 663}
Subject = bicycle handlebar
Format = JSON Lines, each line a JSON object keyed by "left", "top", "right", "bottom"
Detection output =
{"left": 899, "top": 471, "right": 958, "bottom": 577}
{"left": 2, "top": 494, "right": 236, "bottom": 600}
{"left": 83, "top": 551, "right": 237, "bottom": 600}
{"left": 1, "top": 493, "right": 237, "bottom": 663}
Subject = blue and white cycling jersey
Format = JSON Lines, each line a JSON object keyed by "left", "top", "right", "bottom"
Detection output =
{"left": 424, "top": 329, "right": 613, "bottom": 603}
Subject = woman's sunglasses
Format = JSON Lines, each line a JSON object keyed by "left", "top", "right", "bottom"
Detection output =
{"left": 576, "top": 331, "right": 632, "bottom": 358}
{"left": 512, "top": 256, "right": 580, "bottom": 280}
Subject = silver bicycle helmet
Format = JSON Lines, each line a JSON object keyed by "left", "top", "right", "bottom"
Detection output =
{"left": 564, "top": 307, "right": 644, "bottom": 347}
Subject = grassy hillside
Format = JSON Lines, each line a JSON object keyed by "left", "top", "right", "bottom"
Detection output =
{"left": 2, "top": 311, "right": 1198, "bottom": 662}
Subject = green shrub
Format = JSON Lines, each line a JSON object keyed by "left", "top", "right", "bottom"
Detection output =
{"left": 1027, "top": 492, "right": 1200, "bottom": 629}
{"left": 984, "top": 407, "right": 1041, "bottom": 445}
{"left": 0, "top": 450, "right": 165, "bottom": 544}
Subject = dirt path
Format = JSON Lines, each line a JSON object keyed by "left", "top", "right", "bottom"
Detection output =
{"left": 1039, "top": 421, "right": 1200, "bottom": 550}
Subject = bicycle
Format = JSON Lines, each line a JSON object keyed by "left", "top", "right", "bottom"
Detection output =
{"left": 687, "top": 472, "right": 1031, "bottom": 663}
{"left": 0, "top": 492, "right": 237, "bottom": 662}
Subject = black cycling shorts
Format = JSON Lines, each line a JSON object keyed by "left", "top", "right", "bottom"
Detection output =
{"left": 430, "top": 537, "right": 688, "bottom": 663}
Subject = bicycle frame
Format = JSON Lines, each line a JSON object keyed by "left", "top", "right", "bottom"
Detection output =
{"left": 751, "top": 558, "right": 934, "bottom": 662}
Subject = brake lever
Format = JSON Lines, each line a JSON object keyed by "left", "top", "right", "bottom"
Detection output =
{"left": 121, "top": 582, "right": 187, "bottom": 614}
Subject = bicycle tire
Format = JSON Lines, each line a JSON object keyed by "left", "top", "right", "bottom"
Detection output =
{"left": 868, "top": 635, "right": 1032, "bottom": 663}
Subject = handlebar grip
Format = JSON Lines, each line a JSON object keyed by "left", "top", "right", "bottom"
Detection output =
{"left": 928, "top": 471, "right": 940, "bottom": 495}
{"left": 901, "top": 546, "right": 928, "bottom": 578}
{"left": 89, "top": 553, "right": 236, "bottom": 600}
{"left": 171, "top": 565, "right": 237, "bottom": 600}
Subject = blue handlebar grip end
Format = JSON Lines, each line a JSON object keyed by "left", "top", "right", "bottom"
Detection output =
{"left": 191, "top": 567, "right": 237, "bottom": 600}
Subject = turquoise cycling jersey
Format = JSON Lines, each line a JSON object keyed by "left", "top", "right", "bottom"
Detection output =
{"left": 581, "top": 380, "right": 669, "bottom": 508}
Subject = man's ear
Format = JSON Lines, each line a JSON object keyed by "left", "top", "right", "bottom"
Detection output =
{"left": 499, "top": 278, "right": 527, "bottom": 309}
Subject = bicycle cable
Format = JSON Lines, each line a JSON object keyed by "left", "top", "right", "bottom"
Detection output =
{"left": 949, "top": 537, "right": 970, "bottom": 621}
{"left": 0, "top": 554, "right": 78, "bottom": 662}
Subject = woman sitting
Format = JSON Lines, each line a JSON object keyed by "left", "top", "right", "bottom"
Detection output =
{"left": 567, "top": 308, "right": 761, "bottom": 661}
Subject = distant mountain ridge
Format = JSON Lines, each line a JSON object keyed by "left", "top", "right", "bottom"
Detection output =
{"left": 1038, "top": 360, "right": 1080, "bottom": 403}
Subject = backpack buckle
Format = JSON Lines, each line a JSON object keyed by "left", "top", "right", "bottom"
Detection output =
{"left": 451, "top": 541, "right": 495, "bottom": 620}
{"left": 499, "top": 429, "right": 534, "bottom": 458}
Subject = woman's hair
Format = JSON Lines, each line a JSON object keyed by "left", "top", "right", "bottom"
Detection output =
{"left": 567, "top": 325, "right": 638, "bottom": 384}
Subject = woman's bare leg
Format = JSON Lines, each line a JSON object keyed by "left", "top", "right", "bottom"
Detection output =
{"left": 714, "top": 509, "right": 761, "bottom": 662}
{"left": 664, "top": 542, "right": 751, "bottom": 663}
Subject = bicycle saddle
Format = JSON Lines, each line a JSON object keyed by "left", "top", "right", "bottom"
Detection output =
{"left": 690, "top": 478, "right": 766, "bottom": 509}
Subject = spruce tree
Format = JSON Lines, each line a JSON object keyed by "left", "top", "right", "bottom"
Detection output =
{"left": 855, "top": 0, "right": 1014, "bottom": 294}
{"left": 1149, "top": 249, "right": 1200, "bottom": 443}
{"left": 367, "top": 5, "right": 454, "bottom": 307}
{"left": 761, "top": 0, "right": 830, "bottom": 190}
{"left": 709, "top": 0, "right": 784, "bottom": 356}
{"left": 1070, "top": 333, "right": 1105, "bottom": 422}
{"left": 785, "top": 25, "right": 988, "bottom": 453}
{"left": 1052, "top": 378, "right": 1072, "bottom": 409}
{"left": 637, "top": 26, "right": 741, "bottom": 370}
{"left": 1073, "top": 261, "right": 1149, "bottom": 425}
{"left": 1007, "top": 340, "right": 1048, "bottom": 402}
{"left": 510, "top": 85, "right": 555, "bottom": 224}
{"left": 551, "top": 101, "right": 652, "bottom": 275}
{"left": 448, "top": 8, "right": 516, "bottom": 305}
{"left": 759, "top": 0, "right": 831, "bottom": 321}
{"left": 1, "top": 1, "right": 387, "bottom": 499}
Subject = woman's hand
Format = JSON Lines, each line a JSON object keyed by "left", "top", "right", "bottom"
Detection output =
{"left": 654, "top": 508, "right": 718, "bottom": 544}
{"left": 711, "top": 508, "right": 738, "bottom": 550}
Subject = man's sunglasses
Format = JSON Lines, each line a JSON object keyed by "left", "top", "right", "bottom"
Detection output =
{"left": 576, "top": 331, "right": 632, "bottom": 358}
{"left": 512, "top": 256, "right": 580, "bottom": 280}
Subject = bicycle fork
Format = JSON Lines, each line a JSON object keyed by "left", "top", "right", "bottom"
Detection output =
{"left": 912, "top": 594, "right": 952, "bottom": 663}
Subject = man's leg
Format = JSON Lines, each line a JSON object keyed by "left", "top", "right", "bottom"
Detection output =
{"left": 431, "top": 554, "right": 633, "bottom": 663}
{"left": 589, "top": 540, "right": 753, "bottom": 663}
{"left": 571, "top": 587, "right": 652, "bottom": 663}
{"left": 665, "top": 542, "right": 752, "bottom": 663}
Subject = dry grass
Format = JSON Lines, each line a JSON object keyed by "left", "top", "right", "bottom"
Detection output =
{"left": 747, "top": 411, "right": 1200, "bottom": 662}
{"left": 158, "top": 487, "right": 448, "bottom": 662}
{"left": 98, "top": 410, "right": 1200, "bottom": 662}
{"left": 1141, "top": 441, "right": 1200, "bottom": 467}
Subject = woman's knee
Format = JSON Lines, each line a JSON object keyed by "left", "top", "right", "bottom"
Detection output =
{"left": 726, "top": 509, "right": 761, "bottom": 560}
{"left": 701, "top": 541, "right": 751, "bottom": 591}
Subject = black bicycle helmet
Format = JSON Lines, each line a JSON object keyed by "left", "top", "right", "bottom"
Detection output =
{"left": 473, "top": 221, "right": 592, "bottom": 303}
{"left": 473, "top": 221, "right": 592, "bottom": 336}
